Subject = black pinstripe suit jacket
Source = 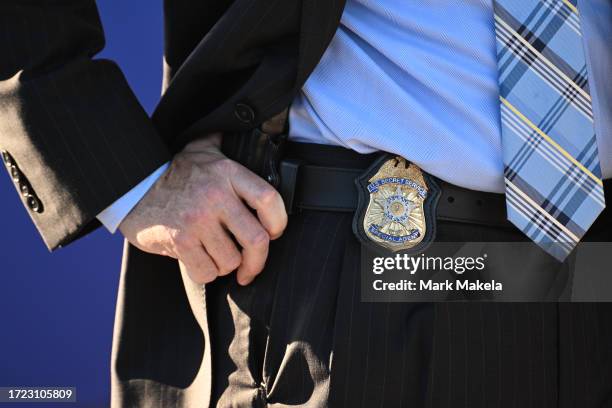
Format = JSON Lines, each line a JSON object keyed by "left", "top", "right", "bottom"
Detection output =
{"left": 0, "top": 2, "right": 347, "bottom": 406}
{"left": 0, "top": 0, "right": 346, "bottom": 250}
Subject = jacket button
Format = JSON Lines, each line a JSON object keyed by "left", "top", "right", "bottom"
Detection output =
{"left": 234, "top": 103, "right": 256, "bottom": 124}
{"left": 26, "top": 195, "right": 42, "bottom": 213}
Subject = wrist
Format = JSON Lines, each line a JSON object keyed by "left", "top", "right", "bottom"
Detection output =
{"left": 182, "top": 132, "right": 222, "bottom": 154}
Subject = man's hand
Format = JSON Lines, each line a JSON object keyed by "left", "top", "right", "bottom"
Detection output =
{"left": 119, "top": 134, "right": 288, "bottom": 286}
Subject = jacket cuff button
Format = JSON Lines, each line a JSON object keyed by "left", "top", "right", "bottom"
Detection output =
{"left": 10, "top": 165, "right": 21, "bottom": 182}
{"left": 19, "top": 183, "right": 30, "bottom": 196}
{"left": 27, "top": 195, "right": 42, "bottom": 213}
{"left": 1, "top": 150, "right": 12, "bottom": 166}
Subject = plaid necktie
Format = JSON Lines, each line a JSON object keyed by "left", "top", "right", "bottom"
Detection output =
{"left": 493, "top": 0, "right": 605, "bottom": 261}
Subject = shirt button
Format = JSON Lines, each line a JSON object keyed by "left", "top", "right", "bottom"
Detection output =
{"left": 27, "top": 195, "right": 42, "bottom": 213}
{"left": 234, "top": 103, "right": 256, "bottom": 124}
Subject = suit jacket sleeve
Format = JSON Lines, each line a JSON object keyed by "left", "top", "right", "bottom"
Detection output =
{"left": 0, "top": 1, "right": 171, "bottom": 250}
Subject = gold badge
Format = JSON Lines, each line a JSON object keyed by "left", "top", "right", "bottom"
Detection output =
{"left": 353, "top": 155, "right": 440, "bottom": 254}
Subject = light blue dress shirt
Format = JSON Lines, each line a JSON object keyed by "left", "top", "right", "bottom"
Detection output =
{"left": 98, "top": 0, "right": 612, "bottom": 232}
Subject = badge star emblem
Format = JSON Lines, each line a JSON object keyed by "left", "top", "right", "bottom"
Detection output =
{"left": 375, "top": 186, "right": 417, "bottom": 229}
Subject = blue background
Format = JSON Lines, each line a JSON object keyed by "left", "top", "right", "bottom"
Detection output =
{"left": 0, "top": 2, "right": 164, "bottom": 406}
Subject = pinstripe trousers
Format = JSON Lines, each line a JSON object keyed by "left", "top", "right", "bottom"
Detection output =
{"left": 202, "top": 140, "right": 612, "bottom": 408}
{"left": 207, "top": 211, "right": 612, "bottom": 408}
{"left": 205, "top": 210, "right": 612, "bottom": 408}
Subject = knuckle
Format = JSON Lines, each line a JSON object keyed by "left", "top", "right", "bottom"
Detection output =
{"left": 257, "top": 187, "right": 280, "bottom": 207}
{"left": 198, "top": 207, "right": 215, "bottom": 225}
{"left": 203, "top": 185, "right": 226, "bottom": 204}
{"left": 212, "top": 249, "right": 241, "bottom": 275}
{"left": 273, "top": 214, "right": 289, "bottom": 234}
{"left": 241, "top": 264, "right": 263, "bottom": 279}
{"left": 214, "top": 158, "right": 237, "bottom": 176}
{"left": 225, "top": 253, "right": 242, "bottom": 271}
{"left": 269, "top": 224, "right": 286, "bottom": 238}
{"left": 246, "top": 229, "right": 270, "bottom": 248}
{"left": 178, "top": 208, "right": 200, "bottom": 225}
{"left": 172, "top": 231, "right": 192, "bottom": 250}
{"left": 190, "top": 269, "right": 216, "bottom": 285}
{"left": 281, "top": 216, "right": 289, "bottom": 231}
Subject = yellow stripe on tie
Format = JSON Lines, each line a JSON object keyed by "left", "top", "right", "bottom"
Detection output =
{"left": 561, "top": 0, "right": 579, "bottom": 15}
{"left": 500, "top": 96, "right": 603, "bottom": 187}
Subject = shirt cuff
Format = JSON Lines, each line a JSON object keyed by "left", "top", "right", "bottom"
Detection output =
{"left": 96, "top": 162, "right": 170, "bottom": 233}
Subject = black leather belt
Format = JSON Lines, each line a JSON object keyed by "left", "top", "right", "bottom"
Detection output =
{"left": 278, "top": 159, "right": 514, "bottom": 228}
{"left": 222, "top": 132, "right": 610, "bottom": 230}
